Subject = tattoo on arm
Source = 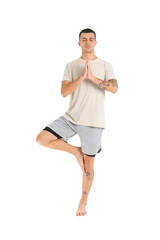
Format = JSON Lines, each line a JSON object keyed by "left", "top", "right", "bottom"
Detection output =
{"left": 108, "top": 79, "right": 118, "bottom": 88}
{"left": 98, "top": 80, "right": 110, "bottom": 88}
{"left": 98, "top": 79, "right": 118, "bottom": 90}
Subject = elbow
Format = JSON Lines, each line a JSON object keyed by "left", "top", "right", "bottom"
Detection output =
{"left": 61, "top": 92, "right": 67, "bottom": 98}
{"left": 61, "top": 87, "right": 66, "bottom": 97}
{"left": 112, "top": 87, "right": 118, "bottom": 94}
{"left": 61, "top": 90, "right": 68, "bottom": 98}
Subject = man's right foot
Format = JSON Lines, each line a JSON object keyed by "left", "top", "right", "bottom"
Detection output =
{"left": 75, "top": 147, "right": 85, "bottom": 173}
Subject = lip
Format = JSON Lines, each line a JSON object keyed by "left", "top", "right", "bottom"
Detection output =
{"left": 85, "top": 46, "right": 91, "bottom": 48}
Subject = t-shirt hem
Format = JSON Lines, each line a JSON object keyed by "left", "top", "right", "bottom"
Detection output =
{"left": 63, "top": 114, "right": 105, "bottom": 129}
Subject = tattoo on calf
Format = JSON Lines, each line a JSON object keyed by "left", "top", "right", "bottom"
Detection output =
{"left": 83, "top": 191, "right": 88, "bottom": 195}
{"left": 85, "top": 171, "right": 93, "bottom": 179}
{"left": 86, "top": 172, "right": 90, "bottom": 176}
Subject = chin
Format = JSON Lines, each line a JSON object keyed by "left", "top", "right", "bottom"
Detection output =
{"left": 85, "top": 49, "right": 92, "bottom": 53}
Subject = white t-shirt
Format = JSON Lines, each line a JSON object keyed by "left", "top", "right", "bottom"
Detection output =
{"left": 62, "top": 57, "right": 116, "bottom": 129}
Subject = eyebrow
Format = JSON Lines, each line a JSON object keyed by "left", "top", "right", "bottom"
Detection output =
{"left": 82, "top": 38, "right": 94, "bottom": 40}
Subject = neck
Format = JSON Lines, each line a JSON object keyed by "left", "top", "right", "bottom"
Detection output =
{"left": 80, "top": 53, "right": 97, "bottom": 60}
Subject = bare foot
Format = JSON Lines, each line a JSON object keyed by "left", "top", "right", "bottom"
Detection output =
{"left": 75, "top": 147, "right": 85, "bottom": 173}
{"left": 76, "top": 202, "right": 87, "bottom": 216}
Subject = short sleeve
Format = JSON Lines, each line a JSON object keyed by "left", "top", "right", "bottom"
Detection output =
{"left": 62, "top": 63, "right": 71, "bottom": 82}
{"left": 104, "top": 61, "right": 116, "bottom": 81}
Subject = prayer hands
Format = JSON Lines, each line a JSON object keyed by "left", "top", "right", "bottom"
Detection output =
{"left": 81, "top": 57, "right": 93, "bottom": 81}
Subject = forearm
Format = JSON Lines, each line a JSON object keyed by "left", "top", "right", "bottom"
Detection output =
{"left": 62, "top": 77, "right": 84, "bottom": 97}
{"left": 90, "top": 76, "right": 118, "bottom": 93}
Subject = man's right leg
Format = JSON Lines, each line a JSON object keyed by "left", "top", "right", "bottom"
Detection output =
{"left": 36, "top": 130, "right": 85, "bottom": 172}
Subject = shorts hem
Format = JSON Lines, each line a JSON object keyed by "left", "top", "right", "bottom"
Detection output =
{"left": 83, "top": 148, "right": 102, "bottom": 157}
{"left": 43, "top": 126, "right": 62, "bottom": 139}
{"left": 83, "top": 153, "right": 96, "bottom": 157}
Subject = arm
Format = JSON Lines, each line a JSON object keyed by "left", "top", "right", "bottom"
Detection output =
{"left": 89, "top": 76, "right": 118, "bottom": 93}
{"left": 86, "top": 59, "right": 118, "bottom": 93}
{"left": 61, "top": 58, "right": 88, "bottom": 97}
{"left": 61, "top": 77, "right": 84, "bottom": 97}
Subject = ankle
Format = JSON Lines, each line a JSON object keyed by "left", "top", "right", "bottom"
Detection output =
{"left": 80, "top": 196, "right": 87, "bottom": 206}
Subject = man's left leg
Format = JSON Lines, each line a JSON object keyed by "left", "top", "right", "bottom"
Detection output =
{"left": 76, "top": 154, "right": 95, "bottom": 216}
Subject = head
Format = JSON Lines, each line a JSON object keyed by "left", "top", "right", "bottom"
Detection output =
{"left": 78, "top": 28, "right": 97, "bottom": 54}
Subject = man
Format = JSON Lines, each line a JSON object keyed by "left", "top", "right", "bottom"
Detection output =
{"left": 36, "top": 28, "right": 118, "bottom": 216}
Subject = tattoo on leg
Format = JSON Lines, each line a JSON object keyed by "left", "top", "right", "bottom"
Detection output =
{"left": 86, "top": 172, "right": 90, "bottom": 177}
{"left": 83, "top": 191, "right": 88, "bottom": 195}
{"left": 85, "top": 171, "right": 93, "bottom": 179}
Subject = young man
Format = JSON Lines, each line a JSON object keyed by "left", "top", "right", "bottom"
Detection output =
{"left": 36, "top": 28, "right": 118, "bottom": 216}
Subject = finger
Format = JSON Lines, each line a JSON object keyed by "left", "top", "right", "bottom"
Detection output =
{"left": 87, "top": 58, "right": 89, "bottom": 66}
{"left": 87, "top": 60, "right": 90, "bottom": 69}
{"left": 85, "top": 60, "right": 88, "bottom": 69}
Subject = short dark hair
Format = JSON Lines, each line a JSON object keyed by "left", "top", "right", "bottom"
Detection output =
{"left": 79, "top": 28, "right": 96, "bottom": 41}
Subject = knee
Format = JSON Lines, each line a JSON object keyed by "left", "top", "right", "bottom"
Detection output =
{"left": 84, "top": 164, "right": 94, "bottom": 173}
{"left": 36, "top": 133, "right": 48, "bottom": 146}
{"left": 83, "top": 154, "right": 94, "bottom": 171}
{"left": 36, "top": 133, "right": 42, "bottom": 145}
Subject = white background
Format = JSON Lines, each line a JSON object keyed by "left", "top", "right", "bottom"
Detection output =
{"left": 0, "top": 0, "right": 160, "bottom": 239}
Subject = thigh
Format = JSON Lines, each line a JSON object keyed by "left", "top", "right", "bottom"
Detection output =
{"left": 43, "top": 115, "right": 77, "bottom": 142}
{"left": 37, "top": 129, "right": 58, "bottom": 143}
{"left": 77, "top": 125, "right": 103, "bottom": 156}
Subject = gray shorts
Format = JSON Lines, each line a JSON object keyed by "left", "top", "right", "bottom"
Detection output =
{"left": 43, "top": 115, "right": 104, "bottom": 157}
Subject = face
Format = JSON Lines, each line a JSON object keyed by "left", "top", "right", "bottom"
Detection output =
{"left": 78, "top": 32, "right": 97, "bottom": 54}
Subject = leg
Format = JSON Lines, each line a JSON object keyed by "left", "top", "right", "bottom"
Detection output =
{"left": 76, "top": 154, "right": 95, "bottom": 216}
{"left": 36, "top": 130, "right": 85, "bottom": 172}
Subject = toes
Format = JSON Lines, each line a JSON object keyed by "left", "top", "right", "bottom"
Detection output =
{"left": 81, "top": 212, "right": 86, "bottom": 216}
{"left": 76, "top": 209, "right": 87, "bottom": 216}
{"left": 76, "top": 211, "right": 82, "bottom": 216}
{"left": 76, "top": 211, "right": 80, "bottom": 216}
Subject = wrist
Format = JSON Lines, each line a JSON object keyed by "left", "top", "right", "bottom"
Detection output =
{"left": 80, "top": 76, "right": 85, "bottom": 82}
{"left": 89, "top": 75, "right": 94, "bottom": 82}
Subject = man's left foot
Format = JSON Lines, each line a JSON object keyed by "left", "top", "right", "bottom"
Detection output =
{"left": 76, "top": 202, "right": 87, "bottom": 216}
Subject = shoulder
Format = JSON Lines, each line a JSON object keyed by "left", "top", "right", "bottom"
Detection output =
{"left": 103, "top": 59, "right": 113, "bottom": 67}
{"left": 96, "top": 58, "right": 113, "bottom": 67}
{"left": 65, "top": 58, "right": 79, "bottom": 68}
{"left": 102, "top": 60, "right": 115, "bottom": 72}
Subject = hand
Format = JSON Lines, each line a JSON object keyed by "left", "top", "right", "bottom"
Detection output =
{"left": 81, "top": 58, "right": 88, "bottom": 80}
{"left": 86, "top": 57, "right": 93, "bottom": 80}
{"left": 81, "top": 57, "right": 93, "bottom": 81}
